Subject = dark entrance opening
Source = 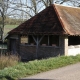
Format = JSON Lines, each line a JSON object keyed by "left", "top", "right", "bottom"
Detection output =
{"left": 68, "top": 36, "right": 80, "bottom": 46}
{"left": 10, "top": 39, "right": 17, "bottom": 54}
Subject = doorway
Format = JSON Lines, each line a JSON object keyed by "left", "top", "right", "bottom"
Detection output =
{"left": 10, "top": 39, "right": 17, "bottom": 54}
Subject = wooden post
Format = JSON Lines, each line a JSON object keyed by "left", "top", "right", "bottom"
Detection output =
{"left": 7, "top": 39, "right": 10, "bottom": 53}
{"left": 27, "top": 35, "right": 29, "bottom": 44}
{"left": 32, "top": 35, "right": 37, "bottom": 43}
{"left": 32, "top": 35, "right": 44, "bottom": 59}
{"left": 18, "top": 35, "right": 20, "bottom": 55}
{"left": 39, "top": 35, "right": 44, "bottom": 45}
{"left": 36, "top": 35, "right": 39, "bottom": 59}
{"left": 48, "top": 35, "right": 49, "bottom": 46}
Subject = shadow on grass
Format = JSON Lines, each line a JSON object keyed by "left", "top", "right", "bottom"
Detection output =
{"left": 0, "top": 76, "right": 15, "bottom": 80}
{"left": 5, "top": 76, "right": 15, "bottom": 80}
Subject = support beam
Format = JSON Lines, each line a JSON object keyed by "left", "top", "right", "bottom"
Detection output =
{"left": 48, "top": 35, "right": 49, "bottom": 46}
{"left": 32, "top": 35, "right": 44, "bottom": 59}
{"left": 18, "top": 35, "right": 21, "bottom": 54}
{"left": 38, "top": 35, "right": 44, "bottom": 45}
{"left": 32, "top": 35, "right": 44, "bottom": 45}
{"left": 59, "top": 35, "right": 68, "bottom": 56}
{"left": 27, "top": 35, "right": 29, "bottom": 44}
{"left": 36, "top": 35, "right": 39, "bottom": 46}
{"left": 32, "top": 35, "right": 37, "bottom": 43}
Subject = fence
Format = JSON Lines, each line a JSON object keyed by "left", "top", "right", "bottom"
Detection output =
{"left": 0, "top": 44, "right": 7, "bottom": 55}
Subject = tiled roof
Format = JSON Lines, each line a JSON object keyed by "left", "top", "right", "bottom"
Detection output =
{"left": 9, "top": 4, "right": 80, "bottom": 35}
{"left": 54, "top": 4, "right": 80, "bottom": 35}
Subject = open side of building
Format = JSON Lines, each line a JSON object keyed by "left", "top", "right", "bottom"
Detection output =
{"left": 7, "top": 4, "right": 80, "bottom": 61}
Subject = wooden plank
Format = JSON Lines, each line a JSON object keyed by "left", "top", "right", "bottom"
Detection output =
{"left": 36, "top": 35, "right": 39, "bottom": 46}
{"left": 48, "top": 35, "right": 49, "bottom": 46}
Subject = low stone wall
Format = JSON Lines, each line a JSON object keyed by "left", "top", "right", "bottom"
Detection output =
{"left": 68, "top": 45, "right": 80, "bottom": 56}
{"left": 20, "top": 44, "right": 60, "bottom": 61}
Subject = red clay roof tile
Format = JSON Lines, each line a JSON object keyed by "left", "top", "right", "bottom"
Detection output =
{"left": 9, "top": 4, "right": 80, "bottom": 35}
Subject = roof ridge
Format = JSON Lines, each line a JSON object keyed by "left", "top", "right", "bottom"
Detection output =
{"left": 53, "top": 4, "right": 69, "bottom": 34}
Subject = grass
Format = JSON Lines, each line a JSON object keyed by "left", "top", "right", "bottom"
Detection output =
{"left": 4, "top": 25, "right": 17, "bottom": 36}
{"left": 0, "top": 55, "right": 19, "bottom": 70}
{"left": 0, "top": 55, "right": 80, "bottom": 80}
{"left": 4, "top": 25, "right": 17, "bottom": 28}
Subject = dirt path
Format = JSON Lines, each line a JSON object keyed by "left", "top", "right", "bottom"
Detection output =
{"left": 20, "top": 63, "right": 80, "bottom": 80}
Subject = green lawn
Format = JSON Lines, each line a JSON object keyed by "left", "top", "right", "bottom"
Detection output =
{"left": 4, "top": 25, "right": 17, "bottom": 28}
{"left": 4, "top": 25, "right": 17, "bottom": 36}
{"left": 0, "top": 55, "right": 80, "bottom": 80}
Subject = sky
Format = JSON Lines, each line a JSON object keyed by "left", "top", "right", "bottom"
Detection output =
{"left": 2, "top": 0, "right": 80, "bottom": 19}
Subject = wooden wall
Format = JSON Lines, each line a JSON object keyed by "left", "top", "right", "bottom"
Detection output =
{"left": 20, "top": 44, "right": 60, "bottom": 61}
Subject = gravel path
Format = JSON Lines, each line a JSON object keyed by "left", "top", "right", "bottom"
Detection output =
{"left": 20, "top": 63, "right": 80, "bottom": 80}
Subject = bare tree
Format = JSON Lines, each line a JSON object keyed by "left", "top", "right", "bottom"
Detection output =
{"left": 69, "top": 0, "right": 80, "bottom": 7}
{"left": 40, "top": 0, "right": 54, "bottom": 7}
{"left": 0, "top": 0, "right": 80, "bottom": 41}
{"left": 8, "top": 0, "right": 45, "bottom": 18}
{"left": 0, "top": 0, "right": 9, "bottom": 40}
{"left": 7, "top": 0, "right": 80, "bottom": 20}
{"left": 55, "top": 0, "right": 80, "bottom": 7}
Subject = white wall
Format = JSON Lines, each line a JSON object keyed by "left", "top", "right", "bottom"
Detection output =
{"left": 68, "top": 45, "right": 80, "bottom": 56}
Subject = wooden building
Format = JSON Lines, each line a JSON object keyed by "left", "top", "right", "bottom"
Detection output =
{"left": 7, "top": 4, "right": 80, "bottom": 61}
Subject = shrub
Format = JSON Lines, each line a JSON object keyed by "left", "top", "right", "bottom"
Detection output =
{"left": 0, "top": 55, "right": 19, "bottom": 70}
{"left": 0, "top": 55, "right": 80, "bottom": 80}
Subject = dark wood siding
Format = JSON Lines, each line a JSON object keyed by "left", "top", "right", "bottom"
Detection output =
{"left": 20, "top": 44, "right": 60, "bottom": 61}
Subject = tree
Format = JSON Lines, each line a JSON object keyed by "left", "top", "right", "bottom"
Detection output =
{"left": 0, "top": 0, "right": 9, "bottom": 40}
{"left": 0, "top": 0, "right": 80, "bottom": 41}
{"left": 5, "top": 0, "right": 80, "bottom": 20}
{"left": 8, "top": 0, "right": 45, "bottom": 18}
{"left": 39, "top": 0, "right": 53, "bottom": 7}
{"left": 55, "top": 0, "right": 80, "bottom": 7}
{"left": 69, "top": 0, "right": 80, "bottom": 7}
